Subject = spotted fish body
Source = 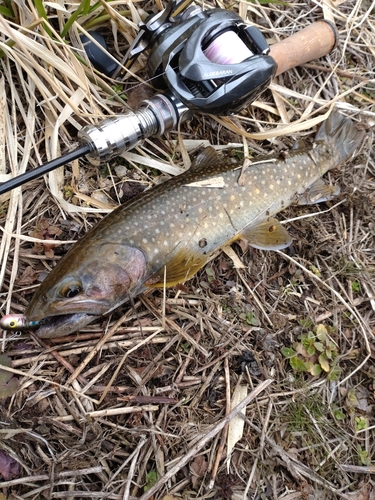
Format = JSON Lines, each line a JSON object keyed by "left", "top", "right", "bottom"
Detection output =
{"left": 10, "top": 111, "right": 363, "bottom": 338}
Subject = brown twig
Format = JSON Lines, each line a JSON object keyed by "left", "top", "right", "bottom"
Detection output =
{"left": 138, "top": 379, "right": 273, "bottom": 500}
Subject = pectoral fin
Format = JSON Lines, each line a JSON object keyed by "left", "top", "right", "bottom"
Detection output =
{"left": 146, "top": 248, "right": 210, "bottom": 288}
{"left": 296, "top": 178, "right": 340, "bottom": 205}
{"left": 243, "top": 218, "right": 292, "bottom": 250}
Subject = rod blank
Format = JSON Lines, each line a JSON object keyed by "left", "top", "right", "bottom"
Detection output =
{"left": 0, "top": 145, "right": 91, "bottom": 196}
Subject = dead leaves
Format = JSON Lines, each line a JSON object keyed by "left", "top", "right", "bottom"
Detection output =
{"left": 29, "top": 218, "right": 62, "bottom": 258}
{"left": 0, "top": 450, "right": 19, "bottom": 481}
{"left": 190, "top": 454, "right": 209, "bottom": 488}
{"left": 0, "top": 354, "right": 19, "bottom": 400}
{"left": 227, "top": 385, "right": 247, "bottom": 470}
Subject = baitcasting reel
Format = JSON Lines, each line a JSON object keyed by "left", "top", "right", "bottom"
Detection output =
{"left": 124, "top": 0, "right": 277, "bottom": 115}
{"left": 0, "top": 0, "right": 337, "bottom": 194}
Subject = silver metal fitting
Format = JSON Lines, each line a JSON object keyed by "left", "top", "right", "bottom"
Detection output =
{"left": 78, "top": 108, "right": 157, "bottom": 166}
{"left": 78, "top": 93, "right": 189, "bottom": 166}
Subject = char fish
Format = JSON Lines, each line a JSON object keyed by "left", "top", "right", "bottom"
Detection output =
{"left": 8, "top": 111, "right": 364, "bottom": 338}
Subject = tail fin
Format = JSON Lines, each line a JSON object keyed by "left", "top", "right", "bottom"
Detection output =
{"left": 315, "top": 110, "right": 365, "bottom": 163}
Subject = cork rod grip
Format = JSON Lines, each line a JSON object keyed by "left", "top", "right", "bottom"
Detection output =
{"left": 269, "top": 21, "right": 338, "bottom": 76}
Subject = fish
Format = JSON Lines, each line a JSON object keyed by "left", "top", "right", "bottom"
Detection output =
{"left": 5, "top": 110, "right": 364, "bottom": 338}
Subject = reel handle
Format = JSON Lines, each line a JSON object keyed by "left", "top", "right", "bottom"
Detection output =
{"left": 270, "top": 21, "right": 337, "bottom": 76}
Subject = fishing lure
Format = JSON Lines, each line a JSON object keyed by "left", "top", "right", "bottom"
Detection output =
{"left": 0, "top": 314, "right": 41, "bottom": 330}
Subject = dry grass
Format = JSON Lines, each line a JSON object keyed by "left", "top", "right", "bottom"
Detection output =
{"left": 0, "top": 0, "right": 374, "bottom": 498}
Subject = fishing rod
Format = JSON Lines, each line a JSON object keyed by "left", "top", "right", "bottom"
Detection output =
{"left": 0, "top": 0, "right": 337, "bottom": 196}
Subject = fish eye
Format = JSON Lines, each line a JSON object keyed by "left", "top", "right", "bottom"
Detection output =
{"left": 9, "top": 321, "right": 16, "bottom": 328}
{"left": 60, "top": 282, "right": 82, "bottom": 299}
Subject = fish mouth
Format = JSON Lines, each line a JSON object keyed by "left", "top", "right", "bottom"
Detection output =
{"left": 33, "top": 313, "right": 98, "bottom": 339}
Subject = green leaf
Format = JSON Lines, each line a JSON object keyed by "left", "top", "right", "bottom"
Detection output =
{"left": 144, "top": 470, "right": 158, "bottom": 492}
{"left": 346, "top": 389, "right": 359, "bottom": 407}
{"left": 325, "top": 340, "right": 337, "bottom": 358}
{"left": 333, "top": 408, "right": 345, "bottom": 420}
{"left": 351, "top": 281, "right": 360, "bottom": 292}
{"left": 0, "top": 354, "right": 19, "bottom": 400}
{"left": 61, "top": 0, "right": 91, "bottom": 38}
{"left": 0, "top": 5, "right": 14, "bottom": 17}
{"left": 309, "top": 364, "right": 322, "bottom": 376}
{"left": 318, "top": 354, "right": 330, "bottom": 372}
{"left": 328, "top": 365, "right": 341, "bottom": 381}
{"left": 357, "top": 446, "right": 370, "bottom": 466}
{"left": 316, "top": 324, "right": 328, "bottom": 342}
{"left": 290, "top": 356, "right": 307, "bottom": 372}
{"left": 306, "top": 345, "right": 315, "bottom": 357}
{"left": 313, "top": 341, "right": 325, "bottom": 352}
{"left": 355, "top": 416, "right": 367, "bottom": 432}
{"left": 33, "top": 0, "right": 52, "bottom": 37}
{"left": 281, "top": 347, "right": 296, "bottom": 359}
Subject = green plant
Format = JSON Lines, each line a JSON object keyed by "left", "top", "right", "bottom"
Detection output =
{"left": 351, "top": 281, "right": 360, "bottom": 292}
{"left": 239, "top": 311, "right": 260, "bottom": 326}
{"left": 144, "top": 470, "right": 157, "bottom": 492}
{"left": 0, "top": 0, "right": 14, "bottom": 18}
{"left": 357, "top": 445, "right": 370, "bottom": 466}
{"left": 355, "top": 416, "right": 368, "bottom": 432}
{"left": 282, "top": 324, "right": 339, "bottom": 377}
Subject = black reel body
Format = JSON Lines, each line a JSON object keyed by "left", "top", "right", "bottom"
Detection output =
{"left": 145, "top": 8, "right": 277, "bottom": 115}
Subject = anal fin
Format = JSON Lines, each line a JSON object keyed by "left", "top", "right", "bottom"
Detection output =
{"left": 243, "top": 217, "right": 292, "bottom": 250}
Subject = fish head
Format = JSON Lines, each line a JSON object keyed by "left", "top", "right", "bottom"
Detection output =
{"left": 25, "top": 242, "right": 147, "bottom": 338}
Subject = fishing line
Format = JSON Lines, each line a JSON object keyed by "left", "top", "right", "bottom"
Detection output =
{"left": 203, "top": 30, "right": 253, "bottom": 64}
